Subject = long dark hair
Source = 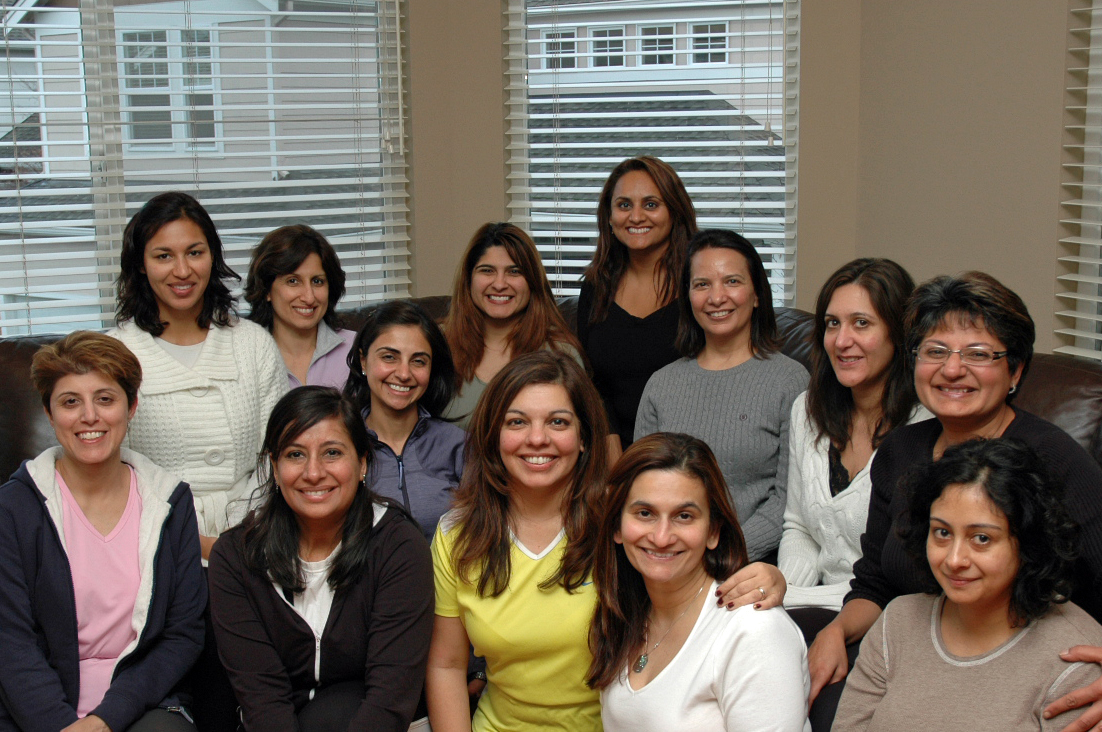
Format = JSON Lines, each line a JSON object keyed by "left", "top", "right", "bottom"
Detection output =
{"left": 242, "top": 386, "right": 386, "bottom": 594}
{"left": 116, "top": 191, "right": 239, "bottom": 336}
{"left": 587, "top": 433, "right": 747, "bottom": 689}
{"left": 807, "top": 258, "right": 917, "bottom": 449}
{"left": 445, "top": 222, "right": 580, "bottom": 383}
{"left": 448, "top": 351, "right": 609, "bottom": 597}
{"left": 245, "top": 224, "right": 347, "bottom": 331}
{"left": 583, "top": 156, "right": 697, "bottom": 324}
{"left": 343, "top": 300, "right": 457, "bottom": 418}
{"left": 675, "top": 229, "right": 778, "bottom": 358}
{"left": 897, "top": 438, "right": 1078, "bottom": 625}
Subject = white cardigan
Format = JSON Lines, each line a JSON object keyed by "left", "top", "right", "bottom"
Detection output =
{"left": 110, "top": 319, "right": 288, "bottom": 536}
{"left": 778, "top": 392, "right": 930, "bottom": 610}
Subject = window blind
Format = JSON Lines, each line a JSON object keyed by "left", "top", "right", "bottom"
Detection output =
{"left": 504, "top": 0, "right": 798, "bottom": 302}
{"left": 0, "top": 0, "right": 409, "bottom": 336}
{"left": 1060, "top": 2, "right": 1102, "bottom": 360}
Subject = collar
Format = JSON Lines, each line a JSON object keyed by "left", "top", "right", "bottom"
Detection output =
{"left": 114, "top": 320, "right": 241, "bottom": 394}
{"left": 311, "top": 321, "right": 347, "bottom": 366}
{"left": 362, "top": 403, "right": 432, "bottom": 443}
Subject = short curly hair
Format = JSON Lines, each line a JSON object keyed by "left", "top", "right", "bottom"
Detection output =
{"left": 896, "top": 438, "right": 1078, "bottom": 625}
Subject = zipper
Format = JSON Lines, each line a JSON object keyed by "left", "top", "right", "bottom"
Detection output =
{"left": 396, "top": 454, "right": 411, "bottom": 514}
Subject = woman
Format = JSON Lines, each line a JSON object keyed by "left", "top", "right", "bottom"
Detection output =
{"left": 0, "top": 332, "right": 205, "bottom": 732}
{"left": 442, "top": 222, "right": 582, "bottom": 429}
{"left": 112, "top": 191, "right": 287, "bottom": 558}
{"left": 834, "top": 438, "right": 1102, "bottom": 730}
{"left": 589, "top": 433, "right": 810, "bottom": 731}
{"left": 427, "top": 350, "right": 610, "bottom": 731}
{"left": 635, "top": 229, "right": 808, "bottom": 562}
{"left": 209, "top": 386, "right": 434, "bottom": 731}
{"left": 245, "top": 224, "right": 356, "bottom": 388}
{"left": 578, "top": 156, "right": 697, "bottom": 455}
{"left": 780, "top": 259, "right": 927, "bottom": 619}
{"left": 343, "top": 300, "right": 466, "bottom": 541}
{"left": 807, "top": 271, "right": 1102, "bottom": 729}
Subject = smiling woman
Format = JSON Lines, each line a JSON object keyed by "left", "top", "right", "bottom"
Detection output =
{"left": 208, "top": 387, "right": 433, "bottom": 732}
{"left": 442, "top": 223, "right": 582, "bottom": 429}
{"left": 635, "top": 229, "right": 808, "bottom": 562}
{"left": 834, "top": 439, "right": 1102, "bottom": 731}
{"left": 0, "top": 332, "right": 205, "bottom": 732}
{"left": 588, "top": 433, "right": 810, "bottom": 732}
{"left": 246, "top": 225, "right": 356, "bottom": 388}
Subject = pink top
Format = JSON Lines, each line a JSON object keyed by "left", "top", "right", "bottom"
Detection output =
{"left": 58, "top": 467, "right": 142, "bottom": 718}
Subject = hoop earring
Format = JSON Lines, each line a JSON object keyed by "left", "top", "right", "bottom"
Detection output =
{"left": 1009, "top": 384, "right": 1018, "bottom": 395}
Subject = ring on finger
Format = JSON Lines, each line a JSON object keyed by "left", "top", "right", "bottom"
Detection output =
{"left": 757, "top": 586, "right": 766, "bottom": 600}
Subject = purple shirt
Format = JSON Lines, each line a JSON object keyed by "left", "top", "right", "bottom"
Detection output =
{"left": 287, "top": 323, "right": 357, "bottom": 389}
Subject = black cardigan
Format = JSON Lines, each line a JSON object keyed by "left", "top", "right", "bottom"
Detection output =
{"left": 209, "top": 506, "right": 434, "bottom": 732}
{"left": 847, "top": 409, "right": 1102, "bottom": 621}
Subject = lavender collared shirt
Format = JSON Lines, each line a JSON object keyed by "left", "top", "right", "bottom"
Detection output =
{"left": 286, "top": 322, "right": 357, "bottom": 389}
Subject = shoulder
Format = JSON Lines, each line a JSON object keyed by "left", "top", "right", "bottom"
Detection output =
{"left": 209, "top": 523, "right": 248, "bottom": 568}
{"left": 715, "top": 604, "right": 805, "bottom": 653}
{"left": 123, "top": 448, "right": 188, "bottom": 502}
{"left": 0, "top": 463, "right": 45, "bottom": 516}
{"left": 225, "top": 318, "right": 274, "bottom": 344}
{"left": 882, "top": 592, "right": 935, "bottom": 622}
{"left": 437, "top": 507, "right": 463, "bottom": 537}
{"left": 758, "top": 353, "right": 810, "bottom": 384}
{"left": 1036, "top": 602, "right": 1102, "bottom": 648}
{"left": 108, "top": 321, "right": 152, "bottom": 350}
{"left": 649, "top": 357, "right": 694, "bottom": 381}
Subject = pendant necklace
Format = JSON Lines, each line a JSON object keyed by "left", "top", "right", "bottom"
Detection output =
{"left": 632, "top": 580, "right": 707, "bottom": 673}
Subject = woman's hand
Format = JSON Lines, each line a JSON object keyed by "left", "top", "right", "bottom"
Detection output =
{"left": 62, "top": 716, "right": 110, "bottom": 732}
{"left": 807, "top": 621, "right": 849, "bottom": 703}
{"left": 1045, "top": 645, "right": 1102, "bottom": 731}
{"left": 714, "top": 562, "right": 787, "bottom": 610}
{"left": 199, "top": 534, "right": 217, "bottom": 561}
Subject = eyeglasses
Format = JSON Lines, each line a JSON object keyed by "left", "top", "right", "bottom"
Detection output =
{"left": 913, "top": 344, "right": 1009, "bottom": 367}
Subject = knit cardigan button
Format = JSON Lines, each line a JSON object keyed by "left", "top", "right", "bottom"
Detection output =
{"left": 189, "top": 386, "right": 209, "bottom": 397}
{"left": 205, "top": 448, "right": 225, "bottom": 465}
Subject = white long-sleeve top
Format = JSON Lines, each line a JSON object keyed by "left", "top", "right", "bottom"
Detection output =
{"left": 779, "top": 392, "right": 930, "bottom": 610}
{"left": 110, "top": 318, "right": 288, "bottom": 536}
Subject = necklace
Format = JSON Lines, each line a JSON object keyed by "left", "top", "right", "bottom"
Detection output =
{"left": 632, "top": 581, "right": 707, "bottom": 673}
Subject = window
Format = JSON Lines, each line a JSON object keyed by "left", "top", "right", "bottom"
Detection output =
{"left": 640, "top": 25, "right": 674, "bottom": 66}
{"left": 591, "top": 27, "right": 624, "bottom": 68}
{"left": 508, "top": 1, "right": 799, "bottom": 303}
{"left": 544, "top": 30, "right": 577, "bottom": 69}
{"left": 693, "top": 23, "right": 727, "bottom": 63}
{"left": 0, "top": 0, "right": 410, "bottom": 335}
{"left": 1059, "top": 1, "right": 1102, "bottom": 360}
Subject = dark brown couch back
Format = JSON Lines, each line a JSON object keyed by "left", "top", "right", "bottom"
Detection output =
{"left": 3, "top": 297, "right": 1101, "bottom": 478}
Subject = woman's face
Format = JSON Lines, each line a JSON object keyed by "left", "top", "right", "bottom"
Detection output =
{"left": 469, "top": 246, "right": 531, "bottom": 325}
{"left": 610, "top": 170, "right": 673, "bottom": 257}
{"left": 268, "top": 252, "right": 329, "bottom": 335}
{"left": 273, "top": 416, "right": 367, "bottom": 530}
{"left": 823, "top": 283, "right": 894, "bottom": 393}
{"left": 142, "top": 217, "right": 212, "bottom": 323}
{"left": 914, "top": 317, "right": 1022, "bottom": 433}
{"left": 615, "top": 469, "right": 719, "bottom": 589}
{"left": 361, "top": 324, "right": 432, "bottom": 417}
{"left": 927, "top": 482, "right": 1019, "bottom": 615}
{"left": 47, "top": 371, "right": 135, "bottom": 468}
{"left": 499, "top": 383, "right": 582, "bottom": 496}
{"left": 688, "top": 247, "right": 758, "bottom": 348}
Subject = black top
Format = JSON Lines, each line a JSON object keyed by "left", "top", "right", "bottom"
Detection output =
{"left": 846, "top": 409, "right": 1102, "bottom": 621}
{"left": 208, "top": 507, "right": 434, "bottom": 731}
{"left": 577, "top": 280, "right": 681, "bottom": 447}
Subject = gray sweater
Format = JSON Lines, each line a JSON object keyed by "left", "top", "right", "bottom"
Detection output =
{"left": 635, "top": 354, "right": 808, "bottom": 560}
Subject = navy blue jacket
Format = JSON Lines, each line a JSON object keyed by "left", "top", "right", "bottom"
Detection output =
{"left": 0, "top": 448, "right": 206, "bottom": 732}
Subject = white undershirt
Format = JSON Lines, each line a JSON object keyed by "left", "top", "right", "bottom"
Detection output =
{"left": 154, "top": 338, "right": 205, "bottom": 368}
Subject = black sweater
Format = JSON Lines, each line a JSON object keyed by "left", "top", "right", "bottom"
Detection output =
{"left": 209, "top": 506, "right": 434, "bottom": 732}
{"left": 577, "top": 280, "right": 681, "bottom": 447}
{"left": 847, "top": 409, "right": 1102, "bottom": 620}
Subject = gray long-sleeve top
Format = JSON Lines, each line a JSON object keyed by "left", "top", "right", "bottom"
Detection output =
{"left": 635, "top": 354, "right": 808, "bottom": 560}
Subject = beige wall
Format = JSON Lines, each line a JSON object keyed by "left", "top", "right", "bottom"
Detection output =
{"left": 407, "top": 0, "right": 1073, "bottom": 353}
{"left": 405, "top": 0, "right": 508, "bottom": 297}
{"left": 796, "top": 0, "right": 1071, "bottom": 354}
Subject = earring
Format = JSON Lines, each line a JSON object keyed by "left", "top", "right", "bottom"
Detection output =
{"left": 1009, "top": 384, "right": 1018, "bottom": 395}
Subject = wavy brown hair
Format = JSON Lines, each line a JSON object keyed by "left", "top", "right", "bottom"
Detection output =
{"left": 447, "top": 350, "right": 609, "bottom": 597}
{"left": 445, "top": 222, "right": 581, "bottom": 383}
{"left": 807, "top": 258, "right": 917, "bottom": 449}
{"left": 582, "top": 156, "right": 697, "bottom": 324}
{"left": 587, "top": 432, "right": 747, "bottom": 689}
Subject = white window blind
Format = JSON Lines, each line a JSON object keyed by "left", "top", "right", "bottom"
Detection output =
{"left": 1060, "top": 1, "right": 1102, "bottom": 360}
{"left": 504, "top": 0, "right": 799, "bottom": 302}
{"left": 0, "top": 0, "right": 409, "bottom": 336}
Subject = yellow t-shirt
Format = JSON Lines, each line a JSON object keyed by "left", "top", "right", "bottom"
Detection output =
{"left": 432, "top": 513, "right": 601, "bottom": 732}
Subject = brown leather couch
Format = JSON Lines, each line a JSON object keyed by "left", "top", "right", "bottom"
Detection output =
{"left": 3, "top": 296, "right": 1102, "bottom": 478}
